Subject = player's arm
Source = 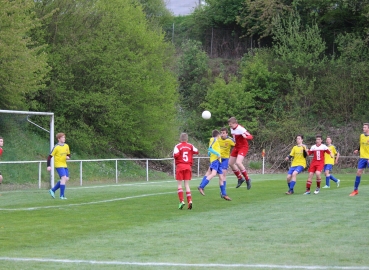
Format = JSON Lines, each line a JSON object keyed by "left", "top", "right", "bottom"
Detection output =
{"left": 325, "top": 149, "right": 333, "bottom": 158}
{"left": 192, "top": 146, "right": 199, "bottom": 155}
{"left": 46, "top": 155, "right": 53, "bottom": 171}
{"left": 354, "top": 146, "right": 360, "bottom": 154}
{"left": 335, "top": 151, "right": 340, "bottom": 164}
{"left": 208, "top": 147, "right": 221, "bottom": 158}
{"left": 243, "top": 131, "right": 253, "bottom": 140}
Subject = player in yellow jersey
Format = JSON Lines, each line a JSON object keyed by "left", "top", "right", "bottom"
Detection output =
{"left": 219, "top": 127, "right": 235, "bottom": 199}
{"left": 322, "top": 136, "right": 340, "bottom": 188}
{"left": 284, "top": 135, "right": 308, "bottom": 195}
{"left": 350, "top": 123, "right": 369, "bottom": 196}
{"left": 47, "top": 133, "right": 71, "bottom": 199}
{"left": 198, "top": 129, "right": 231, "bottom": 200}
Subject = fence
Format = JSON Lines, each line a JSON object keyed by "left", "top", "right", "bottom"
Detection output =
{"left": 0, "top": 157, "right": 213, "bottom": 189}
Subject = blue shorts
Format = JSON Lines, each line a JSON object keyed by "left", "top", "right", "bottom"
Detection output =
{"left": 357, "top": 158, "right": 369, "bottom": 169}
{"left": 209, "top": 160, "right": 223, "bottom": 175}
{"left": 56, "top": 167, "right": 69, "bottom": 178}
{"left": 287, "top": 166, "right": 304, "bottom": 175}
{"left": 324, "top": 164, "right": 333, "bottom": 171}
{"left": 221, "top": 158, "right": 229, "bottom": 170}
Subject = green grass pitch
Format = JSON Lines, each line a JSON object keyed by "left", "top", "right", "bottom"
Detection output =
{"left": 0, "top": 173, "right": 368, "bottom": 270}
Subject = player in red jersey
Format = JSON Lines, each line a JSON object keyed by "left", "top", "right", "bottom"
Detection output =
{"left": 228, "top": 117, "right": 253, "bottom": 189}
{"left": 304, "top": 135, "right": 333, "bottom": 195}
{"left": 173, "top": 133, "right": 199, "bottom": 210}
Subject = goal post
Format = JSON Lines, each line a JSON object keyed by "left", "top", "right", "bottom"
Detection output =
{"left": 0, "top": 109, "right": 55, "bottom": 186}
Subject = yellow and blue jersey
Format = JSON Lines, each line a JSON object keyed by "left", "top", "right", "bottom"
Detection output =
{"left": 49, "top": 143, "right": 70, "bottom": 168}
{"left": 218, "top": 137, "right": 235, "bottom": 159}
{"left": 208, "top": 137, "right": 221, "bottom": 163}
{"left": 289, "top": 145, "right": 307, "bottom": 168}
{"left": 359, "top": 134, "right": 369, "bottom": 159}
{"left": 325, "top": 145, "right": 338, "bottom": 165}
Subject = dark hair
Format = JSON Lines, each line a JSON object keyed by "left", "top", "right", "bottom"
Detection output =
{"left": 316, "top": 134, "right": 322, "bottom": 139}
{"left": 220, "top": 127, "right": 228, "bottom": 132}
{"left": 296, "top": 134, "right": 304, "bottom": 140}
{"left": 364, "top": 123, "right": 369, "bottom": 127}
{"left": 212, "top": 129, "right": 220, "bottom": 137}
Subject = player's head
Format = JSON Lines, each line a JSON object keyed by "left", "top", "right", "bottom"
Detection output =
{"left": 220, "top": 127, "right": 228, "bottom": 139}
{"left": 179, "top": 133, "right": 188, "bottom": 142}
{"left": 326, "top": 136, "right": 332, "bottom": 145}
{"left": 315, "top": 134, "right": 322, "bottom": 144}
{"left": 296, "top": 135, "right": 303, "bottom": 144}
{"left": 212, "top": 129, "right": 220, "bottom": 138}
{"left": 228, "top": 117, "right": 238, "bottom": 128}
{"left": 363, "top": 123, "right": 369, "bottom": 133}
{"left": 56, "top": 133, "right": 66, "bottom": 143}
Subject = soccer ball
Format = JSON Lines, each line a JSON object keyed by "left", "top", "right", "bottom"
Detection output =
{"left": 202, "top": 110, "right": 211, "bottom": 119}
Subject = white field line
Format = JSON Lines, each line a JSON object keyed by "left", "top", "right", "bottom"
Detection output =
{"left": 0, "top": 257, "right": 368, "bottom": 269}
{"left": 0, "top": 191, "right": 173, "bottom": 211}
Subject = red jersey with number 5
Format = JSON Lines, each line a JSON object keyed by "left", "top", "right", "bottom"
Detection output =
{"left": 307, "top": 144, "right": 331, "bottom": 165}
{"left": 173, "top": 142, "right": 199, "bottom": 167}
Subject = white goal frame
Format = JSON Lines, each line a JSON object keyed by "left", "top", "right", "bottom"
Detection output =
{"left": 0, "top": 110, "right": 55, "bottom": 186}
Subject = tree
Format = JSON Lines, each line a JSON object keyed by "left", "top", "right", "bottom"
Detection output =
{"left": 33, "top": 0, "right": 179, "bottom": 156}
{"left": 0, "top": 0, "right": 49, "bottom": 110}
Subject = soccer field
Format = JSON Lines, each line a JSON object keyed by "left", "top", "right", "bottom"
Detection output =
{"left": 0, "top": 173, "right": 368, "bottom": 270}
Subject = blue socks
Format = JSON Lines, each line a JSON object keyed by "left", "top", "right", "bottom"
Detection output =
{"left": 60, "top": 184, "right": 66, "bottom": 197}
{"left": 354, "top": 176, "right": 361, "bottom": 190}
{"left": 52, "top": 181, "right": 61, "bottom": 192}
{"left": 330, "top": 175, "right": 338, "bottom": 182}
{"left": 289, "top": 181, "right": 296, "bottom": 191}
{"left": 199, "top": 176, "right": 209, "bottom": 189}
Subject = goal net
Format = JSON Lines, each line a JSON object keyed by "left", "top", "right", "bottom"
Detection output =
{"left": 0, "top": 110, "right": 55, "bottom": 189}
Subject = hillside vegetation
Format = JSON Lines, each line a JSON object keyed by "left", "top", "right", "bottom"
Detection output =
{"left": 1, "top": 0, "right": 369, "bottom": 168}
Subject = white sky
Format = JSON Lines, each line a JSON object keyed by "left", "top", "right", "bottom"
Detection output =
{"left": 165, "top": 0, "right": 203, "bottom": 16}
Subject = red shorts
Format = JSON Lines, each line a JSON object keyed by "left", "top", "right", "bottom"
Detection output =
{"left": 175, "top": 164, "right": 192, "bottom": 180}
{"left": 308, "top": 162, "right": 324, "bottom": 173}
{"left": 230, "top": 147, "right": 249, "bottom": 157}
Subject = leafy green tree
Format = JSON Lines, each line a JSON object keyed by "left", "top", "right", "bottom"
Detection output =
{"left": 0, "top": 0, "right": 49, "bottom": 110}
{"left": 33, "top": 0, "right": 178, "bottom": 156}
{"left": 178, "top": 40, "right": 210, "bottom": 112}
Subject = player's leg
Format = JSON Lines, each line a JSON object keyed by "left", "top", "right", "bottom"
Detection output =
{"left": 350, "top": 159, "right": 367, "bottom": 196}
{"left": 328, "top": 165, "right": 339, "bottom": 187}
{"left": 198, "top": 163, "right": 218, "bottom": 195}
{"left": 229, "top": 150, "right": 244, "bottom": 187}
{"left": 235, "top": 151, "right": 251, "bottom": 189}
{"left": 184, "top": 180, "right": 193, "bottom": 209}
{"left": 314, "top": 170, "right": 322, "bottom": 194}
{"left": 59, "top": 168, "right": 69, "bottom": 199}
{"left": 177, "top": 179, "right": 185, "bottom": 209}
{"left": 304, "top": 170, "right": 314, "bottom": 194}
{"left": 323, "top": 164, "right": 331, "bottom": 188}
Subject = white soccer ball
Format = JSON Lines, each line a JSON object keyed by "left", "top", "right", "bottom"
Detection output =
{"left": 202, "top": 110, "right": 211, "bottom": 120}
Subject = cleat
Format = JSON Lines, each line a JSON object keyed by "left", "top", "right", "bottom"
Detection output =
{"left": 60, "top": 196, "right": 67, "bottom": 200}
{"left": 197, "top": 187, "right": 205, "bottom": 196}
{"left": 303, "top": 190, "right": 311, "bottom": 195}
{"left": 314, "top": 188, "right": 320, "bottom": 194}
{"left": 349, "top": 190, "right": 358, "bottom": 196}
{"left": 187, "top": 202, "right": 192, "bottom": 210}
{"left": 236, "top": 178, "right": 245, "bottom": 188}
{"left": 220, "top": 192, "right": 223, "bottom": 198}
{"left": 337, "top": 179, "right": 340, "bottom": 187}
{"left": 322, "top": 185, "right": 330, "bottom": 188}
{"left": 222, "top": 195, "right": 232, "bottom": 201}
{"left": 178, "top": 201, "right": 185, "bottom": 210}
{"left": 285, "top": 190, "right": 294, "bottom": 195}
{"left": 49, "top": 189, "right": 55, "bottom": 199}
{"left": 246, "top": 179, "right": 252, "bottom": 190}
